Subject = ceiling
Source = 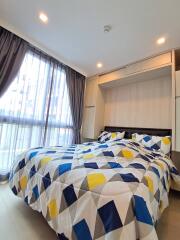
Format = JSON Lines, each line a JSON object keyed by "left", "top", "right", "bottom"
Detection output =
{"left": 0, "top": 0, "right": 180, "bottom": 77}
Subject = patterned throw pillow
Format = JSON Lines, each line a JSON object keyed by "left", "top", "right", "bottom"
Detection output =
{"left": 98, "top": 131, "right": 109, "bottom": 142}
{"left": 98, "top": 131, "right": 125, "bottom": 143}
{"left": 132, "top": 133, "right": 171, "bottom": 155}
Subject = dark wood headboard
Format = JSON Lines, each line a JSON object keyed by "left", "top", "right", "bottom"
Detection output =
{"left": 104, "top": 126, "right": 172, "bottom": 139}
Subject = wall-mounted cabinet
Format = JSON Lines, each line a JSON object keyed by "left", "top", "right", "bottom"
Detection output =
{"left": 99, "top": 52, "right": 172, "bottom": 87}
{"left": 82, "top": 50, "right": 180, "bottom": 151}
{"left": 82, "top": 76, "right": 105, "bottom": 139}
{"left": 125, "top": 52, "right": 171, "bottom": 74}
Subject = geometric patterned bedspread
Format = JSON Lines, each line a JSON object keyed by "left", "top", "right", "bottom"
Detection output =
{"left": 9, "top": 139, "right": 180, "bottom": 240}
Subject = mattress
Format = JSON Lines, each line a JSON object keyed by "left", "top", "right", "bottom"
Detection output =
{"left": 9, "top": 139, "right": 180, "bottom": 240}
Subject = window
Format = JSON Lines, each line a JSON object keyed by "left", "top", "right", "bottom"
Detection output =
{"left": 0, "top": 51, "right": 72, "bottom": 172}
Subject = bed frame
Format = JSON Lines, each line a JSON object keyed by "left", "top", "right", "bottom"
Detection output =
{"left": 104, "top": 126, "right": 172, "bottom": 139}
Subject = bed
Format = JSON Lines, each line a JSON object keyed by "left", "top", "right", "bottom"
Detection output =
{"left": 9, "top": 127, "right": 180, "bottom": 240}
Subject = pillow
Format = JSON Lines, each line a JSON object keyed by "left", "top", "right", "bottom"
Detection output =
{"left": 98, "top": 131, "right": 125, "bottom": 143}
{"left": 132, "top": 133, "right": 171, "bottom": 155}
{"left": 97, "top": 131, "right": 108, "bottom": 142}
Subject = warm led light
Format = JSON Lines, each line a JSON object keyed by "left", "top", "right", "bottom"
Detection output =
{"left": 39, "top": 12, "right": 48, "bottom": 23}
{"left": 97, "top": 62, "right": 103, "bottom": 68}
{"left": 157, "top": 37, "right": 166, "bottom": 45}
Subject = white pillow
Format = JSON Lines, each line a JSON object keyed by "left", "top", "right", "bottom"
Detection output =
{"left": 132, "top": 133, "right": 171, "bottom": 155}
{"left": 98, "top": 131, "right": 125, "bottom": 143}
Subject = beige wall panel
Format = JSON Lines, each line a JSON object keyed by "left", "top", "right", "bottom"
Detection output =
{"left": 82, "top": 107, "right": 96, "bottom": 139}
{"left": 94, "top": 86, "right": 105, "bottom": 138}
{"left": 176, "top": 70, "right": 180, "bottom": 97}
{"left": 104, "top": 76, "right": 171, "bottom": 129}
{"left": 82, "top": 76, "right": 105, "bottom": 139}
{"left": 176, "top": 98, "right": 180, "bottom": 151}
{"left": 85, "top": 77, "right": 97, "bottom": 106}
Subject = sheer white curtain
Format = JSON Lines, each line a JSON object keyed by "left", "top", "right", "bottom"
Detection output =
{"left": 0, "top": 50, "right": 72, "bottom": 175}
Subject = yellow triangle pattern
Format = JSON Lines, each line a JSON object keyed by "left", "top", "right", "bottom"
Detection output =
{"left": 19, "top": 176, "right": 28, "bottom": 190}
{"left": 122, "top": 149, "right": 134, "bottom": 159}
{"left": 144, "top": 176, "right": 154, "bottom": 193}
{"left": 162, "top": 137, "right": 171, "bottom": 145}
{"left": 83, "top": 153, "right": 95, "bottom": 159}
{"left": 48, "top": 199, "right": 58, "bottom": 219}
{"left": 87, "top": 173, "right": 106, "bottom": 190}
{"left": 155, "top": 161, "right": 164, "bottom": 170}
{"left": 111, "top": 132, "right": 117, "bottom": 139}
{"left": 41, "top": 157, "right": 52, "bottom": 167}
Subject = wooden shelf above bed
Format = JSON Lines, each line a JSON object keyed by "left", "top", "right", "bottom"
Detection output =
{"left": 98, "top": 64, "right": 172, "bottom": 88}
{"left": 98, "top": 52, "right": 172, "bottom": 88}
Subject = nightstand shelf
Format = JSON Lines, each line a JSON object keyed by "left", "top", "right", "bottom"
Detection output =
{"left": 171, "top": 151, "right": 180, "bottom": 172}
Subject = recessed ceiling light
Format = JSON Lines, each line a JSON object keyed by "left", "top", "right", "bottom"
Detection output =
{"left": 157, "top": 37, "right": 166, "bottom": 45}
{"left": 39, "top": 12, "right": 48, "bottom": 23}
{"left": 97, "top": 62, "right": 103, "bottom": 68}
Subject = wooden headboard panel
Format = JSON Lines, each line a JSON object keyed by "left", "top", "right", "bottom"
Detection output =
{"left": 104, "top": 126, "right": 172, "bottom": 139}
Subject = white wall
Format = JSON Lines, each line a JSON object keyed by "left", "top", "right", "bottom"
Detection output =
{"left": 0, "top": 19, "right": 86, "bottom": 76}
{"left": 104, "top": 76, "right": 172, "bottom": 129}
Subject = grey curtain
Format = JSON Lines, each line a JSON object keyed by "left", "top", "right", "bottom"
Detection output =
{"left": 0, "top": 26, "right": 28, "bottom": 97}
{"left": 65, "top": 67, "right": 85, "bottom": 144}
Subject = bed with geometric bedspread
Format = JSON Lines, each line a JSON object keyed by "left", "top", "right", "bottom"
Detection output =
{"left": 9, "top": 139, "right": 180, "bottom": 240}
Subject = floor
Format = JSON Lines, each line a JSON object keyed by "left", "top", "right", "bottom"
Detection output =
{"left": 0, "top": 184, "right": 56, "bottom": 240}
{"left": 156, "top": 190, "right": 180, "bottom": 239}
{"left": 0, "top": 184, "right": 180, "bottom": 240}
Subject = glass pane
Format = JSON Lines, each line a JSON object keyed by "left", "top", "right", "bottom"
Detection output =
{"left": 0, "top": 51, "right": 73, "bottom": 173}
{"left": 0, "top": 51, "right": 50, "bottom": 121}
